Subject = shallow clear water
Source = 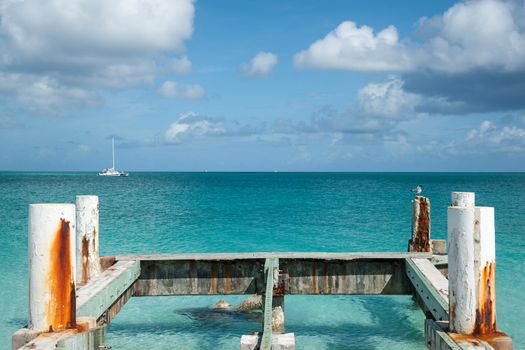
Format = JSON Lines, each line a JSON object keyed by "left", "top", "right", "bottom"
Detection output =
{"left": 1, "top": 172, "right": 524, "bottom": 349}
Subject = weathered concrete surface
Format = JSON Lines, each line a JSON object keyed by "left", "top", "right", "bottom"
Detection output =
{"left": 117, "top": 252, "right": 432, "bottom": 261}
{"left": 12, "top": 328, "right": 40, "bottom": 350}
{"left": 132, "top": 256, "right": 413, "bottom": 296}
{"left": 28, "top": 203, "right": 77, "bottom": 332}
{"left": 473, "top": 207, "right": 497, "bottom": 336}
{"left": 17, "top": 324, "right": 106, "bottom": 350}
{"left": 281, "top": 258, "right": 411, "bottom": 295}
{"left": 261, "top": 258, "right": 279, "bottom": 350}
{"left": 77, "top": 260, "right": 140, "bottom": 321}
{"left": 448, "top": 206, "right": 477, "bottom": 334}
{"left": 425, "top": 320, "right": 463, "bottom": 350}
{"left": 451, "top": 192, "right": 475, "bottom": 207}
{"left": 133, "top": 259, "right": 266, "bottom": 296}
{"left": 410, "top": 196, "right": 432, "bottom": 253}
{"left": 240, "top": 333, "right": 295, "bottom": 350}
{"left": 432, "top": 240, "right": 447, "bottom": 255}
{"left": 76, "top": 196, "right": 100, "bottom": 286}
{"left": 406, "top": 258, "right": 449, "bottom": 321}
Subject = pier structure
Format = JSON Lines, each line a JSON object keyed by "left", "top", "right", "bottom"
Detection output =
{"left": 13, "top": 192, "right": 513, "bottom": 350}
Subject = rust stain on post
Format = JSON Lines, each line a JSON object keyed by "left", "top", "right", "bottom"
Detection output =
{"left": 47, "top": 218, "right": 76, "bottom": 331}
{"left": 475, "top": 261, "right": 497, "bottom": 335}
{"left": 311, "top": 262, "right": 318, "bottom": 294}
{"left": 210, "top": 263, "right": 218, "bottom": 294}
{"left": 411, "top": 197, "right": 431, "bottom": 252}
{"left": 323, "top": 262, "right": 329, "bottom": 294}
{"left": 224, "top": 263, "right": 232, "bottom": 294}
{"left": 80, "top": 236, "right": 90, "bottom": 285}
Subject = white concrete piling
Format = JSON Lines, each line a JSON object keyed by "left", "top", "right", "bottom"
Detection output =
{"left": 448, "top": 192, "right": 497, "bottom": 335}
{"left": 28, "top": 204, "right": 76, "bottom": 332}
{"left": 76, "top": 196, "right": 100, "bottom": 285}
{"left": 451, "top": 192, "right": 475, "bottom": 207}
{"left": 448, "top": 205, "right": 476, "bottom": 334}
{"left": 472, "top": 206, "right": 496, "bottom": 335}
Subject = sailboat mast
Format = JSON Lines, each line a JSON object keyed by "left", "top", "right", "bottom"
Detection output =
{"left": 112, "top": 137, "right": 115, "bottom": 169}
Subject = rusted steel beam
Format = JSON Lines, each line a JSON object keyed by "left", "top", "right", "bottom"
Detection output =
{"left": 409, "top": 196, "right": 432, "bottom": 253}
{"left": 76, "top": 196, "right": 100, "bottom": 286}
{"left": 28, "top": 204, "right": 77, "bottom": 333}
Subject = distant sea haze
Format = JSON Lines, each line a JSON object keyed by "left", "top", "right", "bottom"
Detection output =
{"left": 0, "top": 172, "right": 523, "bottom": 349}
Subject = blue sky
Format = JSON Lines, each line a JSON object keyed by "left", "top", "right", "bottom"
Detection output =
{"left": 1, "top": 0, "right": 525, "bottom": 171}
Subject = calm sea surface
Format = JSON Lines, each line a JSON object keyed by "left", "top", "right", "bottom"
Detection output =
{"left": 1, "top": 172, "right": 523, "bottom": 349}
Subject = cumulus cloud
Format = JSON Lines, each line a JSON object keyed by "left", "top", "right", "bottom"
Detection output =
{"left": 464, "top": 120, "right": 525, "bottom": 152}
{"left": 242, "top": 52, "right": 278, "bottom": 77}
{"left": 416, "top": 0, "right": 525, "bottom": 73}
{"left": 295, "top": 0, "right": 525, "bottom": 73}
{"left": 0, "top": 0, "right": 195, "bottom": 114}
{"left": 358, "top": 77, "right": 420, "bottom": 117}
{"left": 294, "top": 21, "right": 412, "bottom": 71}
{"left": 158, "top": 81, "right": 205, "bottom": 100}
{"left": 170, "top": 56, "right": 193, "bottom": 74}
{"left": 294, "top": 0, "right": 525, "bottom": 113}
{"left": 164, "top": 112, "right": 226, "bottom": 143}
{"left": 0, "top": 73, "right": 100, "bottom": 115}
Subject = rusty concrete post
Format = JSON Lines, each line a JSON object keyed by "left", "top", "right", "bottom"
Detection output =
{"left": 76, "top": 195, "right": 100, "bottom": 285}
{"left": 448, "top": 192, "right": 497, "bottom": 335}
{"left": 409, "top": 196, "right": 431, "bottom": 252}
{"left": 28, "top": 203, "right": 76, "bottom": 332}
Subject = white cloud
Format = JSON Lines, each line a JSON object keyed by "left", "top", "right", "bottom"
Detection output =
{"left": 294, "top": 0, "right": 525, "bottom": 73}
{"left": 164, "top": 112, "right": 225, "bottom": 143}
{"left": 294, "top": 21, "right": 412, "bottom": 71}
{"left": 358, "top": 77, "right": 420, "bottom": 117}
{"left": 417, "top": 0, "right": 525, "bottom": 72}
{"left": 242, "top": 52, "right": 278, "bottom": 77}
{"left": 0, "top": 0, "right": 196, "bottom": 114}
{"left": 0, "top": 73, "right": 99, "bottom": 115}
{"left": 171, "top": 56, "right": 192, "bottom": 74}
{"left": 463, "top": 120, "right": 525, "bottom": 152}
{"left": 158, "top": 81, "right": 205, "bottom": 100}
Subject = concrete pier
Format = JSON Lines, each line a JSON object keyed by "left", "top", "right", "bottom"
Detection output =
{"left": 13, "top": 192, "right": 515, "bottom": 350}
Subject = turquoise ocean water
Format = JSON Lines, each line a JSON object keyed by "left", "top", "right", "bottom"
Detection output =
{"left": 0, "top": 172, "right": 523, "bottom": 349}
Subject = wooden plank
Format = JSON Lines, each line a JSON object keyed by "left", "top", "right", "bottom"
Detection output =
{"left": 116, "top": 251, "right": 432, "bottom": 261}
{"left": 406, "top": 258, "right": 449, "bottom": 321}
{"left": 261, "top": 258, "right": 278, "bottom": 350}
{"left": 76, "top": 260, "right": 140, "bottom": 320}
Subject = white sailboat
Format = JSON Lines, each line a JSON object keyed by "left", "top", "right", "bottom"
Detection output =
{"left": 98, "top": 137, "right": 129, "bottom": 176}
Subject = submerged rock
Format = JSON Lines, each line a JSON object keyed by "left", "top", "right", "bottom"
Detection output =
{"left": 236, "top": 294, "right": 262, "bottom": 311}
{"left": 213, "top": 299, "right": 232, "bottom": 309}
